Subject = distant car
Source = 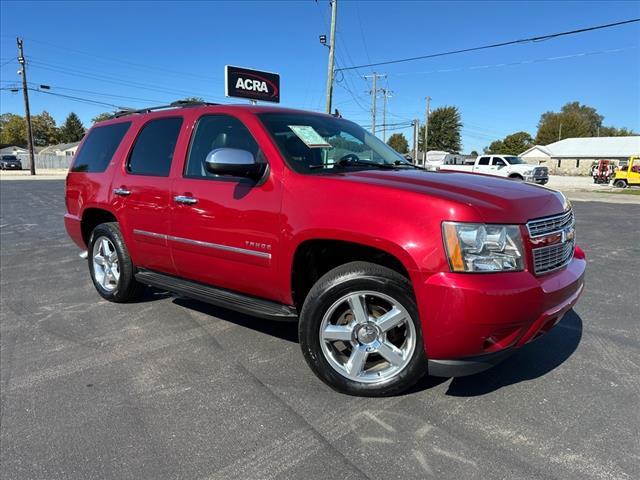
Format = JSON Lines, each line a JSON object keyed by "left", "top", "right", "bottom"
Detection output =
{"left": 442, "top": 155, "right": 549, "bottom": 185}
{"left": 0, "top": 155, "right": 22, "bottom": 170}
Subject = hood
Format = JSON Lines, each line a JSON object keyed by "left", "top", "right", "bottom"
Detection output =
{"left": 509, "top": 163, "right": 535, "bottom": 171}
{"left": 330, "top": 169, "right": 569, "bottom": 223}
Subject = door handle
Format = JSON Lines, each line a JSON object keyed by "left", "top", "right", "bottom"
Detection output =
{"left": 174, "top": 195, "right": 198, "bottom": 205}
{"left": 113, "top": 187, "right": 131, "bottom": 196}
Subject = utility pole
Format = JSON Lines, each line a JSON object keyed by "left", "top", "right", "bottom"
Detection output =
{"left": 17, "top": 37, "right": 36, "bottom": 175}
{"left": 423, "top": 96, "right": 431, "bottom": 164}
{"left": 412, "top": 119, "right": 419, "bottom": 164}
{"left": 381, "top": 88, "right": 393, "bottom": 141}
{"left": 364, "top": 72, "right": 385, "bottom": 135}
{"left": 324, "top": 0, "right": 338, "bottom": 113}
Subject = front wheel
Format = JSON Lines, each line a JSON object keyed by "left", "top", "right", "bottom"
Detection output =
{"left": 299, "top": 262, "right": 427, "bottom": 396}
{"left": 88, "top": 222, "right": 144, "bottom": 302}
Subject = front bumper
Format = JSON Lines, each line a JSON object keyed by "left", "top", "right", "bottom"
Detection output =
{"left": 2, "top": 164, "right": 22, "bottom": 170}
{"left": 524, "top": 174, "right": 549, "bottom": 184}
{"left": 417, "top": 246, "right": 586, "bottom": 377}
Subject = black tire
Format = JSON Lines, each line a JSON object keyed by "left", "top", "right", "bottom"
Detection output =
{"left": 88, "top": 222, "right": 144, "bottom": 302}
{"left": 299, "top": 261, "right": 427, "bottom": 396}
{"left": 613, "top": 179, "right": 627, "bottom": 188}
{"left": 509, "top": 174, "right": 524, "bottom": 181}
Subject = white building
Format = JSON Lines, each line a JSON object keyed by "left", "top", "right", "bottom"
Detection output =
{"left": 0, "top": 145, "right": 28, "bottom": 156}
{"left": 38, "top": 142, "right": 80, "bottom": 157}
{"left": 520, "top": 136, "right": 640, "bottom": 175}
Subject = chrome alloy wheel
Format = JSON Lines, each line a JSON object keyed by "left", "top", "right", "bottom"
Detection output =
{"left": 92, "top": 236, "right": 120, "bottom": 292}
{"left": 319, "top": 291, "right": 417, "bottom": 384}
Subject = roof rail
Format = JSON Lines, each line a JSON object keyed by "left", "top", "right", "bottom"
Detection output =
{"left": 112, "top": 100, "right": 219, "bottom": 118}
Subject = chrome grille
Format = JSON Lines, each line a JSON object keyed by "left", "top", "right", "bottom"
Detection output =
{"left": 527, "top": 209, "right": 574, "bottom": 238}
{"left": 533, "top": 167, "right": 548, "bottom": 177}
{"left": 532, "top": 241, "right": 574, "bottom": 275}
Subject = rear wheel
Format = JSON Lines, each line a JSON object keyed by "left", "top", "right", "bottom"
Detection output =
{"left": 299, "top": 261, "right": 427, "bottom": 396}
{"left": 613, "top": 179, "right": 627, "bottom": 188}
{"left": 88, "top": 222, "right": 144, "bottom": 302}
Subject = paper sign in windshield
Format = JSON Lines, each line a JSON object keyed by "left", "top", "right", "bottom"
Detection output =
{"left": 288, "top": 125, "right": 331, "bottom": 148}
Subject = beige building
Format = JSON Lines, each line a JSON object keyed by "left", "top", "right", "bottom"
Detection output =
{"left": 520, "top": 136, "right": 640, "bottom": 175}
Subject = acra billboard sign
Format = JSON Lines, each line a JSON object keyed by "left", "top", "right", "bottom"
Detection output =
{"left": 224, "top": 65, "right": 280, "bottom": 103}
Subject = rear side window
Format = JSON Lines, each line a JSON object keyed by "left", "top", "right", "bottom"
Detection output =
{"left": 478, "top": 156, "right": 490, "bottom": 165}
{"left": 127, "top": 117, "right": 183, "bottom": 176}
{"left": 71, "top": 122, "right": 131, "bottom": 173}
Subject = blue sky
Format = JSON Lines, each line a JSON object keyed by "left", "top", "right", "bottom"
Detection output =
{"left": 1, "top": 0, "right": 639, "bottom": 152}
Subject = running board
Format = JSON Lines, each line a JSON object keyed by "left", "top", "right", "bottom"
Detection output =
{"left": 135, "top": 269, "right": 297, "bottom": 321}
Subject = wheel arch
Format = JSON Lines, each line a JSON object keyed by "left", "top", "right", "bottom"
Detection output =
{"left": 288, "top": 234, "right": 419, "bottom": 311}
{"left": 81, "top": 207, "right": 118, "bottom": 245}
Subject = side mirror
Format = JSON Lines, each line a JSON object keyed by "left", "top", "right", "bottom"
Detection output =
{"left": 205, "top": 148, "right": 267, "bottom": 181}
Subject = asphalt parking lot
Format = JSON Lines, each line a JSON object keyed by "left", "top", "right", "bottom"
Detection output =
{"left": 1, "top": 179, "right": 639, "bottom": 480}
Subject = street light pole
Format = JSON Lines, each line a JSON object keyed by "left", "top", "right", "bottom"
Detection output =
{"left": 423, "top": 96, "right": 431, "bottom": 165}
{"left": 17, "top": 37, "right": 36, "bottom": 175}
{"left": 324, "top": 0, "right": 338, "bottom": 113}
{"left": 381, "top": 88, "right": 392, "bottom": 142}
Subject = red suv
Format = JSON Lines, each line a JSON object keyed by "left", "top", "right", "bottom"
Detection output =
{"left": 64, "top": 102, "right": 585, "bottom": 396}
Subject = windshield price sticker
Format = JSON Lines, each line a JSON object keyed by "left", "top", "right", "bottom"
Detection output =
{"left": 288, "top": 125, "right": 332, "bottom": 148}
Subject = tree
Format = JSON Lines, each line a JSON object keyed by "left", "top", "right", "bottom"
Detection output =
{"left": 470, "top": 150, "right": 479, "bottom": 157}
{"left": 32, "top": 111, "right": 60, "bottom": 146}
{"left": 0, "top": 113, "right": 27, "bottom": 145}
{"left": 599, "top": 126, "right": 637, "bottom": 136}
{"left": 92, "top": 112, "right": 114, "bottom": 123}
{"left": 418, "top": 106, "right": 462, "bottom": 153}
{"left": 484, "top": 140, "right": 504, "bottom": 154}
{"left": 484, "top": 131, "right": 533, "bottom": 155}
{"left": 535, "top": 101, "right": 603, "bottom": 144}
{"left": 59, "top": 112, "right": 85, "bottom": 143}
{"left": 387, "top": 133, "right": 409, "bottom": 153}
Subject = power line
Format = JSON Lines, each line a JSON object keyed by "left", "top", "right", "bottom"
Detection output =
{"left": 8, "top": 36, "right": 222, "bottom": 82}
{"left": 336, "top": 18, "right": 640, "bottom": 71}
{"left": 26, "top": 82, "right": 165, "bottom": 104}
{"left": 28, "top": 88, "right": 125, "bottom": 109}
{"left": 26, "top": 59, "right": 222, "bottom": 100}
{"left": 2, "top": 80, "right": 167, "bottom": 104}
{"left": 391, "top": 46, "right": 636, "bottom": 77}
{"left": 333, "top": 58, "right": 370, "bottom": 113}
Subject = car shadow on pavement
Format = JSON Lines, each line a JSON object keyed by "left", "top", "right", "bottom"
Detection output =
{"left": 443, "top": 309, "right": 583, "bottom": 397}
{"left": 128, "top": 287, "right": 173, "bottom": 303}
{"left": 172, "top": 296, "right": 299, "bottom": 343}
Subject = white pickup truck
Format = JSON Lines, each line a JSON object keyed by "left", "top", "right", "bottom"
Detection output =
{"left": 441, "top": 155, "right": 549, "bottom": 184}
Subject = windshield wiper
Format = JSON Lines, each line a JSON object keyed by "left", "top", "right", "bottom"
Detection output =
{"left": 307, "top": 159, "right": 423, "bottom": 171}
{"left": 394, "top": 160, "right": 425, "bottom": 170}
{"left": 337, "top": 159, "right": 398, "bottom": 169}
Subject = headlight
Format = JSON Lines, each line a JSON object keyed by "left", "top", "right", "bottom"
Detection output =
{"left": 442, "top": 222, "right": 525, "bottom": 272}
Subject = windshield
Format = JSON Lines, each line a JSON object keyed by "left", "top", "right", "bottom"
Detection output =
{"left": 258, "top": 113, "right": 411, "bottom": 173}
{"left": 2, "top": 156, "right": 18, "bottom": 161}
{"left": 504, "top": 156, "right": 525, "bottom": 165}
